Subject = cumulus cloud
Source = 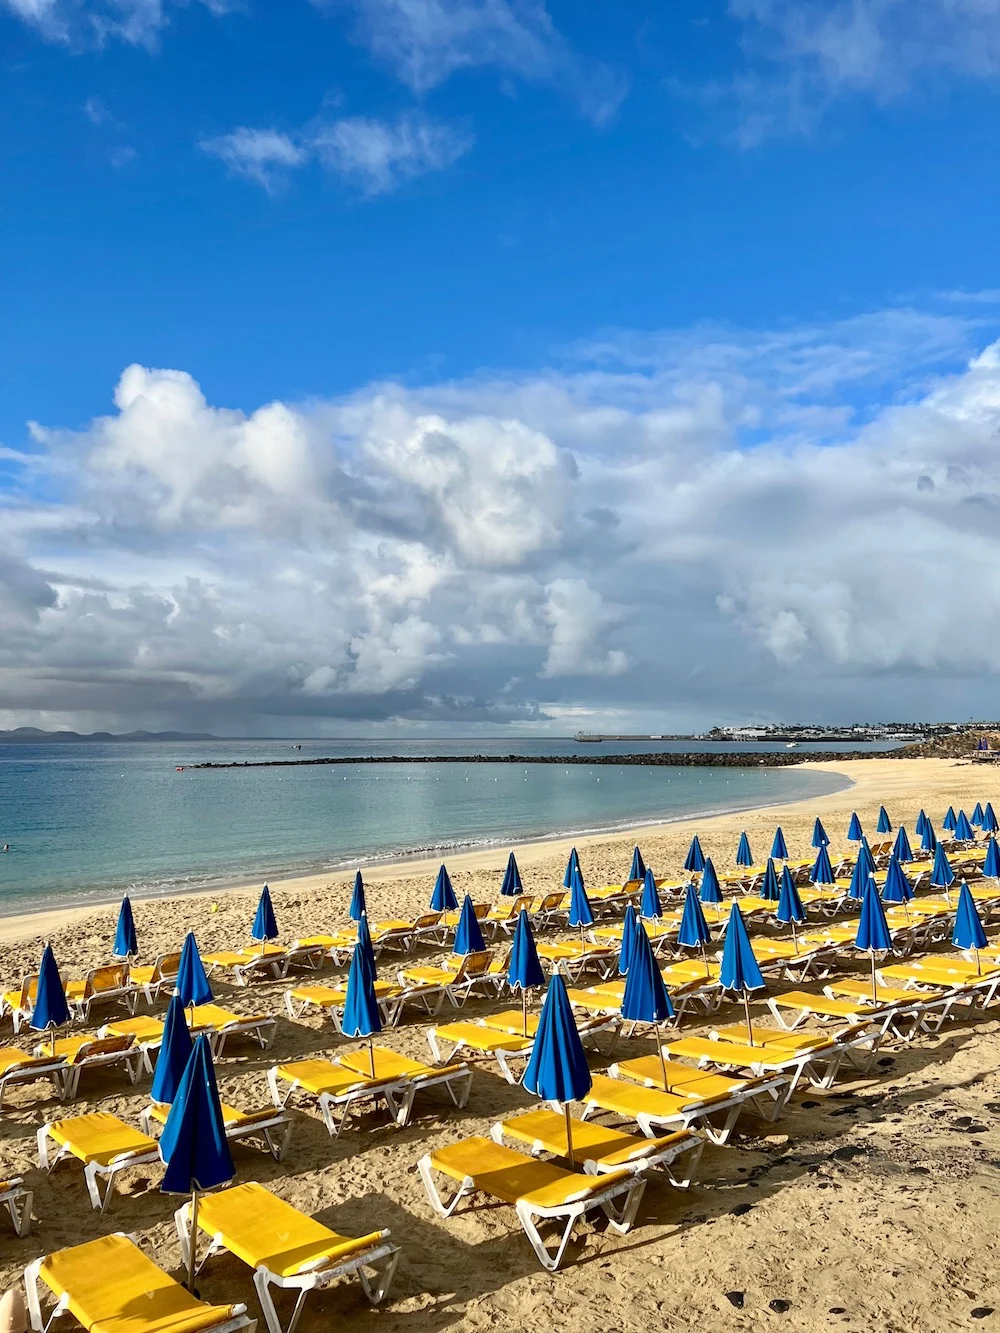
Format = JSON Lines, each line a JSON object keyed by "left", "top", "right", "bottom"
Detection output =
{"left": 200, "top": 128, "right": 308, "bottom": 192}
{"left": 3, "top": 0, "right": 227, "bottom": 48}
{"left": 9, "top": 306, "right": 1000, "bottom": 732}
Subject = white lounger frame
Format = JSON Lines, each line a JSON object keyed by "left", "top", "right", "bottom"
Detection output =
{"left": 2, "top": 1176, "right": 32, "bottom": 1236}
{"left": 489, "top": 1117, "right": 705, "bottom": 1186}
{"left": 36, "top": 1124, "right": 160, "bottom": 1211}
{"left": 140, "top": 1105, "right": 294, "bottom": 1161}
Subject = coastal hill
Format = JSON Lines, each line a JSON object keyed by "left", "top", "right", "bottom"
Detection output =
{"left": 0, "top": 728, "right": 217, "bottom": 743}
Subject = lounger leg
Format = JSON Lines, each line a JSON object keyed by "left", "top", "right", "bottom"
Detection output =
{"left": 357, "top": 1246, "right": 400, "bottom": 1305}
{"left": 425, "top": 1030, "right": 445, "bottom": 1063}
{"left": 265, "top": 1120, "right": 294, "bottom": 1161}
{"left": 6, "top": 1188, "right": 32, "bottom": 1237}
{"left": 267, "top": 1068, "right": 292, "bottom": 1109}
{"left": 253, "top": 1271, "right": 294, "bottom": 1333}
{"left": 664, "top": 1139, "right": 704, "bottom": 1189}
{"left": 84, "top": 1162, "right": 111, "bottom": 1211}
{"left": 699, "top": 1103, "right": 743, "bottom": 1146}
{"left": 417, "top": 1156, "right": 475, "bottom": 1218}
{"left": 515, "top": 1202, "right": 582, "bottom": 1271}
{"left": 599, "top": 1176, "right": 647, "bottom": 1234}
{"left": 36, "top": 1127, "right": 53, "bottom": 1170}
{"left": 23, "top": 1259, "right": 61, "bottom": 1333}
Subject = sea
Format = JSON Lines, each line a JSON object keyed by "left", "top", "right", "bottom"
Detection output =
{"left": 0, "top": 737, "right": 894, "bottom": 914}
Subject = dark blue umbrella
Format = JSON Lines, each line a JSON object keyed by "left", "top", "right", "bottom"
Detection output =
{"left": 770, "top": 827, "right": 788, "bottom": 861}
{"left": 920, "top": 820, "right": 937, "bottom": 854}
{"left": 856, "top": 837, "right": 876, "bottom": 880}
{"left": 954, "top": 810, "right": 975, "bottom": 843}
{"left": 151, "top": 993, "right": 193, "bottom": 1105}
{"left": 639, "top": 867, "right": 662, "bottom": 920}
{"left": 341, "top": 940, "right": 382, "bottom": 1075}
{"left": 508, "top": 907, "right": 545, "bottom": 1035}
{"left": 568, "top": 865, "right": 594, "bottom": 934}
{"left": 876, "top": 805, "right": 892, "bottom": 835}
{"left": 735, "top": 832, "right": 754, "bottom": 868}
{"left": 159, "top": 1035, "right": 235, "bottom": 1292}
{"left": 454, "top": 895, "right": 486, "bottom": 956}
{"left": 810, "top": 844, "right": 835, "bottom": 885}
{"left": 776, "top": 866, "right": 807, "bottom": 951}
{"left": 430, "top": 864, "right": 458, "bottom": 913}
{"left": 251, "top": 884, "right": 278, "bottom": 943}
{"left": 683, "top": 835, "right": 706, "bottom": 874}
{"left": 113, "top": 896, "right": 138, "bottom": 960}
{"left": 930, "top": 843, "right": 955, "bottom": 895}
{"left": 943, "top": 806, "right": 957, "bottom": 832}
{"left": 617, "top": 903, "right": 639, "bottom": 977}
{"left": 621, "top": 921, "right": 675, "bottom": 1087}
{"left": 855, "top": 874, "right": 892, "bottom": 1002}
{"left": 349, "top": 871, "right": 366, "bottom": 922}
{"left": 30, "top": 944, "right": 70, "bottom": 1054}
{"left": 760, "top": 857, "right": 781, "bottom": 902}
{"left": 356, "top": 912, "right": 377, "bottom": 986}
{"left": 983, "top": 836, "right": 1000, "bottom": 879}
{"left": 953, "top": 882, "right": 988, "bottom": 973}
{"left": 812, "top": 817, "right": 829, "bottom": 848}
{"left": 699, "top": 856, "right": 722, "bottom": 904}
{"left": 627, "top": 845, "right": 646, "bottom": 884}
{"left": 847, "top": 812, "right": 863, "bottom": 842}
{"left": 522, "top": 972, "right": 592, "bottom": 1166}
{"left": 719, "top": 903, "right": 765, "bottom": 1044}
{"left": 983, "top": 802, "right": 999, "bottom": 835}
{"left": 915, "top": 809, "right": 929, "bottom": 836}
{"left": 881, "top": 856, "right": 913, "bottom": 906}
{"left": 562, "top": 847, "right": 581, "bottom": 890}
{"left": 500, "top": 851, "right": 523, "bottom": 898}
{"left": 176, "top": 932, "right": 213, "bottom": 1016}
{"left": 846, "top": 855, "right": 867, "bottom": 903}
{"left": 892, "top": 825, "right": 913, "bottom": 864}
{"left": 972, "top": 802, "right": 985, "bottom": 828}
{"left": 677, "top": 883, "right": 712, "bottom": 973}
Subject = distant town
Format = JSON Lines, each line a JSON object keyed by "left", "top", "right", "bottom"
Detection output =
{"left": 574, "top": 722, "right": 994, "bottom": 743}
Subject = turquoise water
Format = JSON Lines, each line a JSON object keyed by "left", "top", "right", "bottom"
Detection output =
{"left": 0, "top": 740, "right": 854, "bottom": 912}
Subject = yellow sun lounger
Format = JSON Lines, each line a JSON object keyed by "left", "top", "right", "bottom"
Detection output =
{"left": 1, "top": 1176, "right": 32, "bottom": 1236}
{"left": 202, "top": 946, "right": 289, "bottom": 986}
{"left": 580, "top": 1072, "right": 752, "bottom": 1146}
{"left": 64, "top": 965, "right": 138, "bottom": 1023}
{"left": 267, "top": 1058, "right": 408, "bottom": 1137}
{"left": 24, "top": 1232, "right": 254, "bottom": 1333}
{"left": 824, "top": 978, "right": 957, "bottom": 1029}
{"left": 425, "top": 1021, "right": 534, "bottom": 1083}
{"left": 129, "top": 951, "right": 182, "bottom": 1004}
{"left": 491, "top": 1108, "right": 704, "bottom": 1185}
{"left": 663, "top": 1032, "right": 871, "bottom": 1094}
{"left": 767, "top": 989, "right": 925, "bottom": 1041}
{"left": 40, "top": 1034, "right": 143, "bottom": 1098}
{"left": 0, "top": 1048, "right": 69, "bottom": 1112}
{"left": 336, "top": 1046, "right": 473, "bottom": 1123}
{"left": 397, "top": 950, "right": 505, "bottom": 1003}
{"left": 188, "top": 1004, "right": 277, "bottom": 1056}
{"left": 282, "top": 980, "right": 402, "bottom": 1026}
{"left": 535, "top": 941, "right": 617, "bottom": 982}
{"left": 141, "top": 1101, "right": 293, "bottom": 1161}
{"left": 37, "top": 1111, "right": 161, "bottom": 1210}
{"left": 418, "top": 1135, "right": 645, "bottom": 1270}
{"left": 174, "top": 1181, "right": 398, "bottom": 1333}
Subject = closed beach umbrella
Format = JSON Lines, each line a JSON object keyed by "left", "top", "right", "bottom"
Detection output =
{"left": 699, "top": 857, "right": 723, "bottom": 904}
{"left": 892, "top": 825, "right": 913, "bottom": 864}
{"left": 639, "top": 867, "right": 662, "bottom": 920}
{"left": 683, "top": 836, "right": 706, "bottom": 874}
{"left": 349, "top": 871, "right": 366, "bottom": 922}
{"left": 983, "top": 836, "right": 1000, "bottom": 879}
{"left": 953, "top": 882, "right": 988, "bottom": 974}
{"left": 776, "top": 865, "right": 807, "bottom": 951}
{"left": 881, "top": 856, "right": 913, "bottom": 905}
{"left": 522, "top": 973, "right": 591, "bottom": 1166}
{"left": 846, "top": 855, "right": 867, "bottom": 902}
{"left": 341, "top": 940, "right": 383, "bottom": 1077}
{"left": 856, "top": 837, "right": 876, "bottom": 880}
{"left": 454, "top": 895, "right": 486, "bottom": 956}
{"left": 562, "top": 847, "right": 581, "bottom": 890}
{"left": 943, "top": 806, "right": 957, "bottom": 833}
{"left": 810, "top": 844, "right": 835, "bottom": 885}
{"left": 30, "top": 944, "right": 70, "bottom": 1055}
{"left": 770, "top": 827, "right": 788, "bottom": 861}
{"left": 176, "top": 933, "right": 213, "bottom": 1019}
{"left": 568, "top": 865, "right": 594, "bottom": 934}
{"left": 621, "top": 922, "right": 675, "bottom": 1086}
{"left": 618, "top": 903, "right": 639, "bottom": 977}
{"left": 113, "top": 896, "right": 139, "bottom": 960}
{"left": 760, "top": 857, "right": 781, "bottom": 902}
{"left": 972, "top": 802, "right": 985, "bottom": 828}
{"left": 931, "top": 843, "right": 955, "bottom": 896}
{"left": 812, "top": 817, "right": 829, "bottom": 848}
{"left": 735, "top": 832, "right": 754, "bottom": 868}
{"left": 159, "top": 1035, "right": 234, "bottom": 1293}
{"left": 847, "top": 812, "right": 863, "bottom": 842}
{"left": 954, "top": 810, "right": 975, "bottom": 843}
{"left": 720, "top": 902, "right": 765, "bottom": 1044}
{"left": 151, "top": 993, "right": 193, "bottom": 1105}
{"left": 915, "top": 809, "right": 929, "bottom": 836}
{"left": 855, "top": 874, "right": 892, "bottom": 1002}
{"left": 920, "top": 820, "right": 937, "bottom": 854}
{"left": 678, "top": 883, "right": 712, "bottom": 973}
{"left": 508, "top": 908, "right": 545, "bottom": 1035}
{"left": 982, "top": 802, "right": 999, "bottom": 835}
{"left": 430, "top": 864, "right": 457, "bottom": 913}
{"left": 500, "top": 851, "right": 523, "bottom": 898}
{"left": 251, "top": 884, "right": 278, "bottom": 943}
{"left": 876, "top": 806, "right": 892, "bottom": 835}
{"left": 356, "top": 912, "right": 377, "bottom": 986}
{"left": 628, "top": 845, "right": 646, "bottom": 884}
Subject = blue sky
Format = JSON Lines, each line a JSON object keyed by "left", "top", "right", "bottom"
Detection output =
{"left": 4, "top": 0, "right": 1000, "bottom": 734}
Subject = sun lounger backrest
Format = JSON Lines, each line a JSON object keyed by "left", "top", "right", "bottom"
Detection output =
{"left": 413, "top": 913, "right": 442, "bottom": 929}
{"left": 156, "top": 952, "right": 182, "bottom": 980}
{"left": 461, "top": 951, "right": 494, "bottom": 979}
{"left": 85, "top": 965, "right": 129, "bottom": 997}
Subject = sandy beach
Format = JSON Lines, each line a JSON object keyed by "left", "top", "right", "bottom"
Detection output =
{"left": 3, "top": 755, "right": 1000, "bottom": 1332}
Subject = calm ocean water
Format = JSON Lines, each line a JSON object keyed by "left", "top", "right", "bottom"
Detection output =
{"left": 0, "top": 738, "right": 872, "bottom": 913}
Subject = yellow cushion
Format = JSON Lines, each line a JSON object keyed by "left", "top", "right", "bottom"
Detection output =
{"left": 46, "top": 1112, "right": 156, "bottom": 1167}
{"left": 429, "top": 1136, "right": 630, "bottom": 1208}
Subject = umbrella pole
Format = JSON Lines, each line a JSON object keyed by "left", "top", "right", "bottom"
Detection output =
{"left": 976, "top": 948, "right": 982, "bottom": 977}
{"left": 187, "top": 1189, "right": 199, "bottom": 1294}
{"left": 701, "top": 940, "right": 709, "bottom": 977}
{"left": 743, "top": 992, "right": 754, "bottom": 1047}
{"left": 870, "top": 952, "right": 878, "bottom": 1004}
{"left": 564, "top": 1102, "right": 574, "bottom": 1167}
{"left": 657, "top": 1026, "right": 669, "bottom": 1093}
{"left": 369, "top": 1036, "right": 376, "bottom": 1079}
{"left": 790, "top": 919, "right": 798, "bottom": 954}
{"left": 51, "top": 1026, "right": 56, "bottom": 1057}
{"left": 522, "top": 988, "right": 528, "bottom": 1039}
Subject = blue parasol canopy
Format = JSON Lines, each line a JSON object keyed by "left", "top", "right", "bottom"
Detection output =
{"left": 522, "top": 973, "right": 592, "bottom": 1104}
{"left": 30, "top": 944, "right": 70, "bottom": 1034}
{"left": 760, "top": 858, "right": 781, "bottom": 902}
{"left": 677, "top": 883, "right": 712, "bottom": 950}
{"left": 876, "top": 805, "right": 892, "bottom": 834}
{"left": 159, "top": 1036, "right": 235, "bottom": 1196}
{"left": 856, "top": 837, "right": 876, "bottom": 879}
{"left": 341, "top": 941, "right": 382, "bottom": 1040}
{"left": 349, "top": 871, "right": 366, "bottom": 922}
{"left": 812, "top": 817, "right": 829, "bottom": 848}
{"left": 719, "top": 903, "right": 765, "bottom": 994}
{"left": 846, "top": 855, "right": 867, "bottom": 901}
{"left": 735, "top": 831, "right": 753, "bottom": 868}
{"left": 920, "top": 820, "right": 937, "bottom": 854}
{"left": 617, "top": 902, "right": 639, "bottom": 976}
{"left": 568, "top": 865, "right": 594, "bottom": 930}
{"left": 776, "top": 866, "right": 806, "bottom": 925}
{"left": 770, "top": 827, "right": 788, "bottom": 861}
{"left": 846, "top": 812, "right": 863, "bottom": 842}
{"left": 621, "top": 922, "right": 674, "bottom": 1024}
{"left": 639, "top": 868, "right": 662, "bottom": 920}
{"left": 500, "top": 851, "right": 523, "bottom": 898}
{"left": 954, "top": 810, "right": 975, "bottom": 843}
{"left": 983, "top": 836, "right": 1000, "bottom": 879}
{"left": 454, "top": 895, "right": 487, "bottom": 955}
{"left": 881, "top": 856, "right": 912, "bottom": 904}
{"left": 508, "top": 909, "right": 545, "bottom": 991}
{"left": 855, "top": 875, "right": 891, "bottom": 954}
{"left": 972, "top": 802, "right": 985, "bottom": 828}
{"left": 699, "top": 857, "right": 722, "bottom": 903}
{"left": 627, "top": 845, "right": 646, "bottom": 884}
{"left": 982, "top": 802, "right": 999, "bottom": 835}
{"left": 251, "top": 884, "right": 278, "bottom": 943}
{"left": 430, "top": 864, "right": 458, "bottom": 913}
{"left": 683, "top": 836, "right": 706, "bottom": 874}
{"left": 113, "top": 896, "right": 139, "bottom": 960}
{"left": 810, "top": 844, "right": 835, "bottom": 885}
{"left": 953, "top": 883, "right": 988, "bottom": 952}
{"left": 915, "top": 809, "right": 929, "bottom": 836}
{"left": 562, "top": 847, "right": 581, "bottom": 890}
{"left": 892, "top": 825, "right": 913, "bottom": 863}
{"left": 356, "top": 912, "right": 377, "bottom": 987}
{"left": 930, "top": 843, "right": 955, "bottom": 890}
{"left": 176, "top": 933, "right": 213, "bottom": 1010}
{"left": 151, "top": 993, "right": 194, "bottom": 1105}
{"left": 942, "top": 806, "right": 957, "bottom": 832}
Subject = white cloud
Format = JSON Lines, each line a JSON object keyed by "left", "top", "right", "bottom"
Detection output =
{"left": 11, "top": 305, "right": 1000, "bottom": 731}
{"left": 312, "top": 112, "right": 472, "bottom": 194}
{"left": 3, "top": 0, "right": 225, "bottom": 47}
{"left": 200, "top": 128, "right": 308, "bottom": 191}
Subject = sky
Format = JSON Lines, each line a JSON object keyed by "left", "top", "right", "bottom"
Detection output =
{"left": 3, "top": 0, "right": 1000, "bottom": 736}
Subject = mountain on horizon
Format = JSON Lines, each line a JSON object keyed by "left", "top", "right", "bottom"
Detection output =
{"left": 0, "top": 728, "right": 218, "bottom": 743}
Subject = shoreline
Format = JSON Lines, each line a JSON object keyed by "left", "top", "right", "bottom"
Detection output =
{"left": 0, "top": 764, "right": 854, "bottom": 933}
